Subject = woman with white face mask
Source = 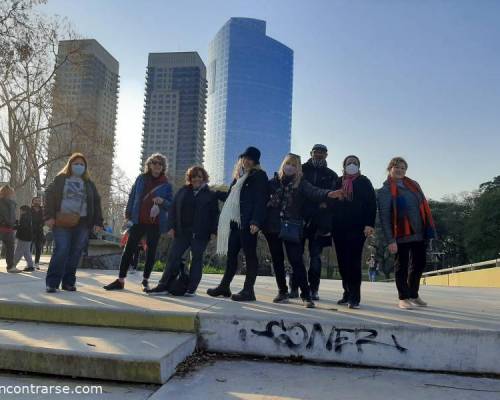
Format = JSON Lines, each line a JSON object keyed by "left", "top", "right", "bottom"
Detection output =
{"left": 44, "top": 153, "right": 103, "bottom": 293}
{"left": 331, "top": 155, "right": 377, "bottom": 309}
{"left": 262, "top": 153, "right": 342, "bottom": 308}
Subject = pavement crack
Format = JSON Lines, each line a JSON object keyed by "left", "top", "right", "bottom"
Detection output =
{"left": 423, "top": 383, "right": 500, "bottom": 392}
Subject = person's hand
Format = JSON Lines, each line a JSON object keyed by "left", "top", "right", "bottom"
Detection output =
{"left": 46, "top": 218, "right": 55, "bottom": 228}
{"left": 167, "top": 229, "right": 175, "bottom": 239}
{"left": 94, "top": 225, "right": 103, "bottom": 233}
{"left": 388, "top": 242, "right": 398, "bottom": 254}
{"left": 364, "top": 226, "right": 375, "bottom": 237}
{"left": 210, "top": 233, "right": 217, "bottom": 241}
{"left": 153, "top": 197, "right": 164, "bottom": 205}
{"left": 250, "top": 224, "right": 260, "bottom": 235}
{"left": 328, "top": 190, "right": 344, "bottom": 200}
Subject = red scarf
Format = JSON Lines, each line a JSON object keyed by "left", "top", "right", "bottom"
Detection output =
{"left": 342, "top": 173, "right": 360, "bottom": 201}
{"left": 389, "top": 176, "right": 436, "bottom": 239}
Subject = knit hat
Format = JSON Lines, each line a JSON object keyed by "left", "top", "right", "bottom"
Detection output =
{"left": 311, "top": 144, "right": 328, "bottom": 152}
{"left": 239, "top": 146, "right": 261, "bottom": 164}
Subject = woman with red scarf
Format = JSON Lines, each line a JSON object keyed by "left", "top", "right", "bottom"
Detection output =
{"left": 331, "top": 155, "right": 376, "bottom": 309}
{"left": 378, "top": 157, "right": 436, "bottom": 310}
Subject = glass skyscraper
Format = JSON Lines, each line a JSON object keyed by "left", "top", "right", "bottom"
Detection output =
{"left": 205, "top": 18, "right": 293, "bottom": 184}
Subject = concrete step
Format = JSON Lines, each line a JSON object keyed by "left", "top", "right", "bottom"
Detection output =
{"left": 0, "top": 319, "right": 196, "bottom": 384}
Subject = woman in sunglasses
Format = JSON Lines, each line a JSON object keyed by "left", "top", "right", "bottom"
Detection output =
{"left": 104, "top": 153, "right": 173, "bottom": 292}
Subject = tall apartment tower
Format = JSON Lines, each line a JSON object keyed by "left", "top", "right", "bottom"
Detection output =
{"left": 140, "top": 52, "right": 207, "bottom": 188}
{"left": 205, "top": 18, "right": 293, "bottom": 184}
{"left": 47, "top": 39, "right": 119, "bottom": 211}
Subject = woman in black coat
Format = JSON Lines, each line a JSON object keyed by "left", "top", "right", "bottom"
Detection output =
{"left": 331, "top": 155, "right": 377, "bottom": 309}
{"left": 264, "top": 153, "right": 340, "bottom": 308}
{"left": 207, "top": 147, "right": 269, "bottom": 302}
{"left": 147, "top": 166, "right": 219, "bottom": 296}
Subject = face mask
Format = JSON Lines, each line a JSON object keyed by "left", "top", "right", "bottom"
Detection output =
{"left": 345, "top": 163, "right": 359, "bottom": 175}
{"left": 150, "top": 204, "right": 160, "bottom": 220}
{"left": 72, "top": 164, "right": 85, "bottom": 177}
{"left": 283, "top": 165, "right": 297, "bottom": 176}
{"left": 311, "top": 158, "right": 327, "bottom": 168}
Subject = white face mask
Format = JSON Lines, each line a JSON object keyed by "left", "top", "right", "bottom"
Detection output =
{"left": 345, "top": 163, "right": 359, "bottom": 175}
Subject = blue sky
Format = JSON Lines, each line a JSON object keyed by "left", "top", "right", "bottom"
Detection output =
{"left": 41, "top": 0, "right": 500, "bottom": 199}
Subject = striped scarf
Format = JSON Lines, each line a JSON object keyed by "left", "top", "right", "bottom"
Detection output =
{"left": 389, "top": 176, "right": 436, "bottom": 240}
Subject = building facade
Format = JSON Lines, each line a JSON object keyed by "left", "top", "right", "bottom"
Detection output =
{"left": 205, "top": 18, "right": 293, "bottom": 184}
{"left": 140, "top": 52, "right": 207, "bottom": 188}
{"left": 47, "top": 39, "right": 119, "bottom": 211}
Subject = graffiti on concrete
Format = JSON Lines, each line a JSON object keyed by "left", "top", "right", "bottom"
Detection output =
{"left": 240, "top": 320, "right": 407, "bottom": 353}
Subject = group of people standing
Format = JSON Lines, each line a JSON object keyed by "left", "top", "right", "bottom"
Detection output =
{"left": 0, "top": 187, "right": 45, "bottom": 273}
{"left": 1, "top": 143, "right": 436, "bottom": 312}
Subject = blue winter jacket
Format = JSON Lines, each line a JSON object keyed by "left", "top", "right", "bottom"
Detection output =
{"left": 125, "top": 174, "right": 173, "bottom": 233}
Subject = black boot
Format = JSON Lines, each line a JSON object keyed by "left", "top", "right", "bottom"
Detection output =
{"left": 206, "top": 285, "right": 232, "bottom": 298}
{"left": 273, "top": 291, "right": 290, "bottom": 304}
{"left": 289, "top": 288, "right": 299, "bottom": 299}
{"left": 231, "top": 289, "right": 256, "bottom": 302}
{"left": 103, "top": 279, "right": 124, "bottom": 291}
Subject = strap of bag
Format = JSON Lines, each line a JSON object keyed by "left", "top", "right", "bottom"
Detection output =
{"left": 143, "top": 183, "right": 167, "bottom": 202}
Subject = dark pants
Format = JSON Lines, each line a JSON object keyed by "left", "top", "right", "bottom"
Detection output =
{"left": 220, "top": 225, "right": 259, "bottom": 293}
{"left": 46, "top": 224, "right": 89, "bottom": 288}
{"left": 130, "top": 247, "right": 140, "bottom": 269}
{"left": 334, "top": 232, "right": 366, "bottom": 304}
{"left": 159, "top": 232, "right": 209, "bottom": 293}
{"left": 0, "top": 231, "right": 15, "bottom": 269}
{"left": 394, "top": 241, "right": 427, "bottom": 300}
{"left": 32, "top": 238, "right": 43, "bottom": 264}
{"left": 290, "top": 230, "right": 326, "bottom": 294}
{"left": 119, "top": 223, "right": 160, "bottom": 279}
{"left": 265, "top": 232, "right": 311, "bottom": 299}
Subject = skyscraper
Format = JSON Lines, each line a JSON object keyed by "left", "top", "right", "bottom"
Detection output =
{"left": 141, "top": 52, "right": 207, "bottom": 188}
{"left": 47, "top": 39, "right": 119, "bottom": 210}
{"left": 205, "top": 18, "right": 293, "bottom": 184}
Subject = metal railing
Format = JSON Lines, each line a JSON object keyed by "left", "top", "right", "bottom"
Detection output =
{"left": 421, "top": 259, "right": 499, "bottom": 277}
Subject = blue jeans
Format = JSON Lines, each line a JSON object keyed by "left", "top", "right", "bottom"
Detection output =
{"left": 46, "top": 224, "right": 89, "bottom": 288}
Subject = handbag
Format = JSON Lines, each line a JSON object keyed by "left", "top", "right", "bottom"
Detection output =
{"left": 55, "top": 211, "right": 80, "bottom": 228}
{"left": 279, "top": 219, "right": 303, "bottom": 243}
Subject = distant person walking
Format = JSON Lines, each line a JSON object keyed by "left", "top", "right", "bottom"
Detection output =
{"left": 31, "top": 196, "right": 45, "bottom": 270}
{"left": 104, "top": 153, "right": 172, "bottom": 292}
{"left": 378, "top": 157, "right": 436, "bottom": 309}
{"left": 290, "top": 144, "right": 338, "bottom": 300}
{"left": 207, "top": 147, "right": 269, "bottom": 302}
{"left": 263, "top": 154, "right": 341, "bottom": 308}
{"left": 147, "top": 166, "right": 219, "bottom": 296}
{"left": 44, "top": 153, "right": 104, "bottom": 293}
{"left": 367, "top": 256, "right": 378, "bottom": 282}
{"left": 13, "top": 205, "right": 35, "bottom": 272}
{"left": 0, "top": 185, "right": 20, "bottom": 273}
{"left": 331, "top": 155, "right": 376, "bottom": 309}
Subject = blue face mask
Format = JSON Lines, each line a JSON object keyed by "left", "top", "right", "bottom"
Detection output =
{"left": 72, "top": 163, "right": 86, "bottom": 177}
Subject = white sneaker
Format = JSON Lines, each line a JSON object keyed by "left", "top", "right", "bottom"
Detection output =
{"left": 410, "top": 297, "right": 427, "bottom": 307}
{"left": 398, "top": 299, "right": 413, "bottom": 310}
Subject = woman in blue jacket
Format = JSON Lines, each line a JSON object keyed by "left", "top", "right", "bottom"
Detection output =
{"left": 104, "top": 153, "right": 172, "bottom": 291}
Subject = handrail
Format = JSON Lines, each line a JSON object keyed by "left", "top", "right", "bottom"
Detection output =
{"left": 422, "top": 259, "right": 499, "bottom": 277}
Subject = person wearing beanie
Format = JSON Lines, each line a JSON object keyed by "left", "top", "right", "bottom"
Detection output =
{"left": 331, "top": 155, "right": 376, "bottom": 309}
{"left": 207, "top": 146, "right": 269, "bottom": 302}
{"left": 289, "top": 143, "right": 338, "bottom": 301}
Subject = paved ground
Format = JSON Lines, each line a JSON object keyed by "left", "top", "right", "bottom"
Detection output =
{"left": 0, "top": 258, "right": 499, "bottom": 331}
{"left": 1, "top": 360, "right": 498, "bottom": 400}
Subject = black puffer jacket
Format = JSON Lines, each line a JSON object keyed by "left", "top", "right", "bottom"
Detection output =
{"left": 218, "top": 168, "right": 269, "bottom": 229}
{"left": 44, "top": 175, "right": 103, "bottom": 228}
{"left": 302, "top": 159, "right": 338, "bottom": 234}
{"left": 16, "top": 212, "right": 33, "bottom": 241}
{"left": 166, "top": 185, "right": 219, "bottom": 240}
{"left": 264, "top": 174, "right": 332, "bottom": 234}
{"left": 331, "top": 175, "right": 377, "bottom": 234}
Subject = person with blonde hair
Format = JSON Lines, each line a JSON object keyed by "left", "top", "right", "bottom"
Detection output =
{"left": 207, "top": 146, "right": 269, "bottom": 302}
{"left": 147, "top": 166, "right": 219, "bottom": 296}
{"left": 104, "top": 153, "right": 172, "bottom": 292}
{"left": 378, "top": 157, "right": 436, "bottom": 309}
{"left": 0, "top": 185, "right": 20, "bottom": 273}
{"left": 44, "top": 153, "right": 103, "bottom": 292}
{"left": 263, "top": 153, "right": 342, "bottom": 307}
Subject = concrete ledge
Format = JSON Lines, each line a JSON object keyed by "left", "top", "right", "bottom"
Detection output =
{"left": 0, "top": 301, "right": 197, "bottom": 333}
{"left": 0, "top": 320, "right": 196, "bottom": 384}
{"left": 198, "top": 313, "right": 500, "bottom": 375}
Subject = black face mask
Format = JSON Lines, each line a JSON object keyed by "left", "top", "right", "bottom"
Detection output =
{"left": 311, "top": 158, "right": 327, "bottom": 168}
